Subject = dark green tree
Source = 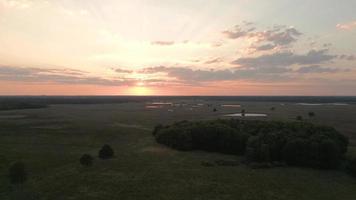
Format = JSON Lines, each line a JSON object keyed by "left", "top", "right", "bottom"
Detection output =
{"left": 9, "top": 162, "right": 27, "bottom": 184}
{"left": 308, "top": 112, "right": 315, "bottom": 118}
{"left": 80, "top": 154, "right": 93, "bottom": 166}
{"left": 99, "top": 145, "right": 114, "bottom": 159}
{"left": 241, "top": 109, "right": 246, "bottom": 117}
{"left": 296, "top": 116, "right": 303, "bottom": 121}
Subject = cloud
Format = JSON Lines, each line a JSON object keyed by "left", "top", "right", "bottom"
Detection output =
{"left": 336, "top": 21, "right": 356, "bottom": 30}
{"left": 151, "top": 41, "right": 175, "bottom": 46}
{"left": 204, "top": 58, "right": 223, "bottom": 64}
{"left": 113, "top": 68, "right": 133, "bottom": 73}
{"left": 222, "top": 26, "right": 249, "bottom": 39}
{"left": 223, "top": 24, "right": 302, "bottom": 49}
{"left": 253, "top": 44, "right": 276, "bottom": 51}
{"left": 339, "top": 54, "right": 356, "bottom": 61}
{"left": 296, "top": 65, "right": 349, "bottom": 73}
{"left": 0, "top": 0, "right": 32, "bottom": 9}
{"left": 141, "top": 66, "right": 236, "bottom": 82}
{"left": 0, "top": 66, "right": 132, "bottom": 86}
{"left": 140, "top": 65, "right": 294, "bottom": 83}
{"left": 232, "top": 49, "right": 337, "bottom": 68}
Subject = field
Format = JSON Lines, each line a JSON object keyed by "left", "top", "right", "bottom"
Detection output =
{"left": 1, "top": 98, "right": 356, "bottom": 200}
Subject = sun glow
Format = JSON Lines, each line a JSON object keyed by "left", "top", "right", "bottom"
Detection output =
{"left": 128, "top": 86, "right": 152, "bottom": 95}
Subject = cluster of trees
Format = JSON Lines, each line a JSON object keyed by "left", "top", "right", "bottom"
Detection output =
{"left": 7, "top": 145, "right": 115, "bottom": 186}
{"left": 153, "top": 119, "right": 349, "bottom": 169}
{"left": 80, "top": 144, "right": 115, "bottom": 167}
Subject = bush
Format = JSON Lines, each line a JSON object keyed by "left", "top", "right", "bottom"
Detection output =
{"left": 9, "top": 162, "right": 27, "bottom": 184}
{"left": 98, "top": 145, "right": 114, "bottom": 159}
{"left": 154, "top": 119, "right": 348, "bottom": 169}
{"left": 80, "top": 154, "right": 93, "bottom": 166}
{"left": 349, "top": 158, "right": 356, "bottom": 176}
{"left": 308, "top": 112, "right": 315, "bottom": 117}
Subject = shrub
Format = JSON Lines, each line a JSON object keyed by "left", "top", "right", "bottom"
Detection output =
{"left": 9, "top": 162, "right": 27, "bottom": 184}
{"left": 296, "top": 116, "right": 303, "bottom": 121}
{"left": 98, "top": 145, "right": 114, "bottom": 159}
{"left": 80, "top": 154, "right": 93, "bottom": 166}
{"left": 349, "top": 158, "right": 356, "bottom": 176}
{"left": 308, "top": 112, "right": 315, "bottom": 118}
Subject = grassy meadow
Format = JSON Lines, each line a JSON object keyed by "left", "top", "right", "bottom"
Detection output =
{"left": 1, "top": 99, "right": 356, "bottom": 200}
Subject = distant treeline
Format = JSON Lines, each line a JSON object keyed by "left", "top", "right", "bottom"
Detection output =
{"left": 0, "top": 96, "right": 356, "bottom": 105}
{"left": 0, "top": 100, "right": 47, "bottom": 111}
{"left": 0, "top": 96, "right": 145, "bottom": 106}
{"left": 153, "top": 119, "right": 349, "bottom": 169}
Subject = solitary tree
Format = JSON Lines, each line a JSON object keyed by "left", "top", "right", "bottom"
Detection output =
{"left": 9, "top": 162, "right": 27, "bottom": 184}
{"left": 241, "top": 109, "right": 246, "bottom": 117}
{"left": 80, "top": 154, "right": 93, "bottom": 167}
{"left": 308, "top": 112, "right": 315, "bottom": 118}
{"left": 270, "top": 107, "right": 275, "bottom": 111}
{"left": 99, "top": 145, "right": 114, "bottom": 159}
{"left": 296, "top": 116, "right": 303, "bottom": 121}
{"left": 213, "top": 108, "right": 217, "bottom": 112}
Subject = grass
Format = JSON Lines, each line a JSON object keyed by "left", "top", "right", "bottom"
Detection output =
{"left": 1, "top": 101, "right": 356, "bottom": 200}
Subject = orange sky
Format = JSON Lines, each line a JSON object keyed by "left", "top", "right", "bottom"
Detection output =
{"left": 0, "top": 0, "right": 355, "bottom": 95}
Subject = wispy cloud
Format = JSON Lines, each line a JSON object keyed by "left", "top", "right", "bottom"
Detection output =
{"left": 232, "top": 49, "right": 337, "bottom": 68}
{"left": 151, "top": 41, "right": 175, "bottom": 46}
{"left": 0, "top": 66, "right": 133, "bottom": 86}
{"left": 204, "top": 58, "right": 223, "bottom": 64}
{"left": 336, "top": 21, "right": 356, "bottom": 30}
{"left": 223, "top": 23, "right": 302, "bottom": 51}
{"left": 113, "top": 68, "right": 133, "bottom": 74}
{"left": 296, "top": 65, "right": 349, "bottom": 73}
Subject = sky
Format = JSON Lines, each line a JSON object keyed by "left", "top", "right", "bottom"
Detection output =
{"left": 0, "top": 0, "right": 356, "bottom": 96}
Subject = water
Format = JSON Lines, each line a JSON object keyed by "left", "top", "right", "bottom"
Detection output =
{"left": 150, "top": 102, "right": 173, "bottom": 105}
{"left": 223, "top": 113, "right": 267, "bottom": 117}
{"left": 296, "top": 103, "right": 349, "bottom": 106}
{"left": 221, "top": 104, "right": 241, "bottom": 108}
{"left": 145, "top": 105, "right": 162, "bottom": 109}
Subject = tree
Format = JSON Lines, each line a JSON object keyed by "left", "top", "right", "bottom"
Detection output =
{"left": 308, "top": 112, "right": 315, "bottom": 118}
{"left": 80, "top": 154, "right": 93, "bottom": 166}
{"left": 99, "top": 145, "right": 114, "bottom": 159}
{"left": 350, "top": 158, "right": 356, "bottom": 176}
{"left": 241, "top": 109, "right": 246, "bottom": 117}
{"left": 270, "top": 107, "right": 275, "bottom": 111}
{"left": 296, "top": 116, "right": 303, "bottom": 121}
{"left": 152, "top": 124, "right": 163, "bottom": 136}
{"left": 213, "top": 108, "right": 217, "bottom": 112}
{"left": 9, "top": 162, "right": 27, "bottom": 184}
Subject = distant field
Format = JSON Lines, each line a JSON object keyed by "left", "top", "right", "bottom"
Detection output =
{"left": 1, "top": 98, "right": 356, "bottom": 200}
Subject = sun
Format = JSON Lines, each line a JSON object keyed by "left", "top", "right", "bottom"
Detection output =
{"left": 127, "top": 82, "right": 152, "bottom": 95}
{"left": 130, "top": 86, "right": 151, "bottom": 95}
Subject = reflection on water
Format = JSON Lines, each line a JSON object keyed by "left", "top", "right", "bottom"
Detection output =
{"left": 223, "top": 113, "right": 267, "bottom": 117}
{"left": 221, "top": 104, "right": 241, "bottom": 108}
{"left": 296, "top": 103, "right": 349, "bottom": 106}
{"left": 145, "top": 105, "right": 162, "bottom": 109}
{"left": 150, "top": 102, "right": 173, "bottom": 105}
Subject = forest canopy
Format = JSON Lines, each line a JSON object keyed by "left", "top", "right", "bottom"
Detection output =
{"left": 153, "top": 119, "right": 349, "bottom": 169}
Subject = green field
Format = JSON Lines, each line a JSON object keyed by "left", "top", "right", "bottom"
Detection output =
{"left": 1, "top": 100, "right": 356, "bottom": 200}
